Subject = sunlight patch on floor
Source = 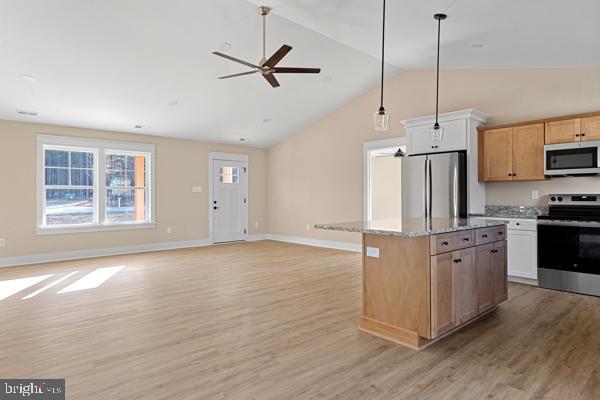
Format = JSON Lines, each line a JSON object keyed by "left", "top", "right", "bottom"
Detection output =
{"left": 22, "top": 271, "right": 79, "bottom": 299}
{"left": 0, "top": 275, "right": 53, "bottom": 301}
{"left": 57, "top": 266, "right": 125, "bottom": 293}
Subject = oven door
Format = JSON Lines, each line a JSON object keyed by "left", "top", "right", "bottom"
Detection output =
{"left": 544, "top": 142, "right": 600, "bottom": 175}
{"left": 538, "top": 222, "right": 600, "bottom": 296}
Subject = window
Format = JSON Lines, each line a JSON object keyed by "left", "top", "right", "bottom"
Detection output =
{"left": 219, "top": 166, "right": 239, "bottom": 184}
{"left": 37, "top": 135, "right": 155, "bottom": 233}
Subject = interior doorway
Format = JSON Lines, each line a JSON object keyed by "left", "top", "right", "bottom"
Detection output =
{"left": 363, "top": 137, "right": 406, "bottom": 221}
{"left": 209, "top": 152, "right": 249, "bottom": 244}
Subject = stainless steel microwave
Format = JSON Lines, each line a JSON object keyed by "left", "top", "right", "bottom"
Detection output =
{"left": 544, "top": 140, "right": 600, "bottom": 176}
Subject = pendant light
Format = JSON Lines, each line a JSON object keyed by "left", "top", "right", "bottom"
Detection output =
{"left": 431, "top": 13, "right": 447, "bottom": 145}
{"left": 374, "top": 0, "right": 389, "bottom": 131}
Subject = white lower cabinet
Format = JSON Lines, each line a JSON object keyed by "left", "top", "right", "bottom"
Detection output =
{"left": 471, "top": 217, "right": 537, "bottom": 282}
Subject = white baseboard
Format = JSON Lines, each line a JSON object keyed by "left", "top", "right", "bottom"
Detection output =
{"left": 0, "top": 239, "right": 211, "bottom": 268}
{"left": 0, "top": 233, "right": 361, "bottom": 268}
{"left": 266, "top": 234, "right": 361, "bottom": 252}
{"left": 508, "top": 275, "right": 538, "bottom": 286}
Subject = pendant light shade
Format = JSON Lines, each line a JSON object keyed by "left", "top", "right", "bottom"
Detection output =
{"left": 431, "top": 13, "right": 447, "bottom": 145}
{"left": 374, "top": 0, "right": 388, "bottom": 131}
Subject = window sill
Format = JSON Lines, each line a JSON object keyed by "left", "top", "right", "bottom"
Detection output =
{"left": 36, "top": 222, "right": 156, "bottom": 235}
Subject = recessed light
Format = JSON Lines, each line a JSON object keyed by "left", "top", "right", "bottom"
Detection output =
{"left": 239, "top": 138, "right": 247, "bottom": 142}
{"left": 219, "top": 42, "right": 232, "bottom": 51}
{"left": 134, "top": 125, "right": 151, "bottom": 129}
{"left": 17, "top": 109, "right": 38, "bottom": 116}
{"left": 19, "top": 74, "right": 36, "bottom": 83}
{"left": 262, "top": 118, "right": 271, "bottom": 123}
{"left": 168, "top": 100, "right": 179, "bottom": 107}
{"left": 471, "top": 43, "right": 484, "bottom": 48}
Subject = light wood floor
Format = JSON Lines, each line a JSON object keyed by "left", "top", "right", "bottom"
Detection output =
{"left": 1, "top": 240, "right": 599, "bottom": 399}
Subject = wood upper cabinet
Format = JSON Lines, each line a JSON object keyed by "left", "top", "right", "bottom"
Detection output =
{"left": 482, "top": 127, "right": 513, "bottom": 181}
{"left": 545, "top": 118, "right": 581, "bottom": 144}
{"left": 480, "top": 123, "right": 544, "bottom": 181}
{"left": 512, "top": 124, "right": 545, "bottom": 180}
{"left": 581, "top": 115, "right": 600, "bottom": 141}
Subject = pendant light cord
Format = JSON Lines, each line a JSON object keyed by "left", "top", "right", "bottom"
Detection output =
{"left": 380, "top": 0, "right": 386, "bottom": 109}
{"left": 434, "top": 16, "right": 441, "bottom": 127}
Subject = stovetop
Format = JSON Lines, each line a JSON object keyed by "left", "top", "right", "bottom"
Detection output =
{"left": 538, "top": 194, "right": 600, "bottom": 222}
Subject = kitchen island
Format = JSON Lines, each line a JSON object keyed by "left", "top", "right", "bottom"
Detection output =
{"left": 315, "top": 218, "right": 508, "bottom": 350}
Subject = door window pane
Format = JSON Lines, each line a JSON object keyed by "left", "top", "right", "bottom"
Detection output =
{"left": 219, "top": 166, "right": 239, "bottom": 184}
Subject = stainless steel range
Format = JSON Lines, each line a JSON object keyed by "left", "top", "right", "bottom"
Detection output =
{"left": 538, "top": 194, "right": 600, "bottom": 296}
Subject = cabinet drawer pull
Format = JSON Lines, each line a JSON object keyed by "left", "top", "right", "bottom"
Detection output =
{"left": 441, "top": 241, "right": 449, "bottom": 246}
{"left": 491, "top": 249, "right": 498, "bottom": 254}
{"left": 498, "top": 231, "right": 504, "bottom": 235}
{"left": 453, "top": 258, "right": 463, "bottom": 263}
{"left": 462, "top": 237, "right": 470, "bottom": 242}
{"left": 482, "top": 234, "right": 488, "bottom": 239}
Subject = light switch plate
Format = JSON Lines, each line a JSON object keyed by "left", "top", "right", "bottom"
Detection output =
{"left": 366, "top": 247, "right": 380, "bottom": 258}
{"left": 0, "top": 239, "right": 5, "bottom": 247}
{"left": 192, "top": 186, "right": 202, "bottom": 193}
{"left": 532, "top": 190, "right": 539, "bottom": 200}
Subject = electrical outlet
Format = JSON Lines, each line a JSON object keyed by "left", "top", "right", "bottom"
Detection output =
{"left": 306, "top": 224, "right": 310, "bottom": 231}
{"left": 0, "top": 239, "right": 5, "bottom": 247}
{"left": 192, "top": 186, "right": 202, "bottom": 193}
{"left": 532, "top": 190, "right": 539, "bottom": 200}
{"left": 255, "top": 222, "right": 259, "bottom": 228}
{"left": 167, "top": 226, "right": 173, "bottom": 234}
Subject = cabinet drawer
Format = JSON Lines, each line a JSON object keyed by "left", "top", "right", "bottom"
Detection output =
{"left": 476, "top": 225, "right": 506, "bottom": 245}
{"left": 431, "top": 230, "right": 475, "bottom": 255}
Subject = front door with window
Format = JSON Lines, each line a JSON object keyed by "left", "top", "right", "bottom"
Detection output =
{"left": 212, "top": 159, "right": 247, "bottom": 243}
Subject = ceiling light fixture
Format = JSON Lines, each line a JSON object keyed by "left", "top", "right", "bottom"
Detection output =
{"left": 219, "top": 42, "right": 232, "bottom": 51}
{"left": 17, "top": 109, "right": 38, "bottom": 117}
{"left": 239, "top": 138, "right": 247, "bottom": 142}
{"left": 262, "top": 118, "right": 271, "bottom": 123}
{"left": 471, "top": 43, "right": 483, "bottom": 48}
{"left": 19, "top": 74, "right": 36, "bottom": 83}
{"left": 168, "top": 100, "right": 179, "bottom": 107}
{"left": 373, "top": 0, "right": 389, "bottom": 131}
{"left": 134, "top": 125, "right": 150, "bottom": 129}
{"left": 431, "top": 13, "right": 447, "bottom": 145}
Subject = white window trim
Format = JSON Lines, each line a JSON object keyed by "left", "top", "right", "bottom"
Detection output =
{"left": 36, "top": 134, "right": 156, "bottom": 235}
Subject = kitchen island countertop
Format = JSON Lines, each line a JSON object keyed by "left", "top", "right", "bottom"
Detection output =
{"left": 315, "top": 217, "right": 507, "bottom": 238}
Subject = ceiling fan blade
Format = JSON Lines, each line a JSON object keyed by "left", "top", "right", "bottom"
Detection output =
{"left": 264, "top": 45, "right": 292, "bottom": 67}
{"left": 273, "top": 67, "right": 321, "bottom": 74}
{"left": 262, "top": 73, "right": 280, "bottom": 88}
{"left": 218, "top": 70, "right": 258, "bottom": 79}
{"left": 212, "top": 52, "right": 260, "bottom": 69}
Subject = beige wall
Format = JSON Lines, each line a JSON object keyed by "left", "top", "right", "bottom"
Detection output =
{"left": 0, "top": 120, "right": 267, "bottom": 258}
{"left": 371, "top": 155, "right": 402, "bottom": 220}
{"left": 267, "top": 68, "right": 600, "bottom": 243}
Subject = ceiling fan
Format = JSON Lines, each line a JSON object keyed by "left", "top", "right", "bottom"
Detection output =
{"left": 212, "top": 5, "right": 321, "bottom": 88}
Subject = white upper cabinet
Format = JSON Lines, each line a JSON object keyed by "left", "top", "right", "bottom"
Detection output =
{"left": 406, "top": 119, "right": 467, "bottom": 155}
{"left": 401, "top": 109, "right": 490, "bottom": 214}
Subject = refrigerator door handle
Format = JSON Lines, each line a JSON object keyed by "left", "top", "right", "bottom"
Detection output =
{"left": 424, "top": 156, "right": 432, "bottom": 220}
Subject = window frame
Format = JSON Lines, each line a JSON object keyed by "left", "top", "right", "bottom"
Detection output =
{"left": 36, "top": 134, "right": 156, "bottom": 235}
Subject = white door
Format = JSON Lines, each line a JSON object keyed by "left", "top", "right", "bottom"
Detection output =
{"left": 212, "top": 159, "right": 248, "bottom": 243}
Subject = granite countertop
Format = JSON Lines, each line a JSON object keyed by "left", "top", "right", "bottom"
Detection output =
{"left": 470, "top": 205, "right": 548, "bottom": 220}
{"left": 315, "top": 217, "right": 507, "bottom": 238}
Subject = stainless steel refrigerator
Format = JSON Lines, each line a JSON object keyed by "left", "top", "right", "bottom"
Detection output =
{"left": 400, "top": 151, "right": 467, "bottom": 219}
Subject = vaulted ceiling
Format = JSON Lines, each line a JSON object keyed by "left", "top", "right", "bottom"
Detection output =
{"left": 1, "top": 0, "right": 598, "bottom": 147}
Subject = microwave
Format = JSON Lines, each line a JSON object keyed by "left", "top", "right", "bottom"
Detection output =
{"left": 544, "top": 140, "right": 600, "bottom": 176}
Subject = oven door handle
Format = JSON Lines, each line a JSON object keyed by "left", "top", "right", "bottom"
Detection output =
{"left": 537, "top": 220, "right": 600, "bottom": 228}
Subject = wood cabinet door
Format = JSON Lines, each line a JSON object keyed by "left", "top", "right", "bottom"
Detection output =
{"left": 545, "top": 118, "right": 581, "bottom": 144}
{"left": 431, "top": 252, "right": 455, "bottom": 338}
{"left": 453, "top": 247, "right": 477, "bottom": 325}
{"left": 483, "top": 127, "right": 513, "bottom": 181}
{"left": 475, "top": 243, "right": 494, "bottom": 314}
{"left": 492, "top": 241, "right": 508, "bottom": 305}
{"left": 512, "top": 123, "right": 545, "bottom": 181}
{"left": 581, "top": 116, "right": 600, "bottom": 141}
